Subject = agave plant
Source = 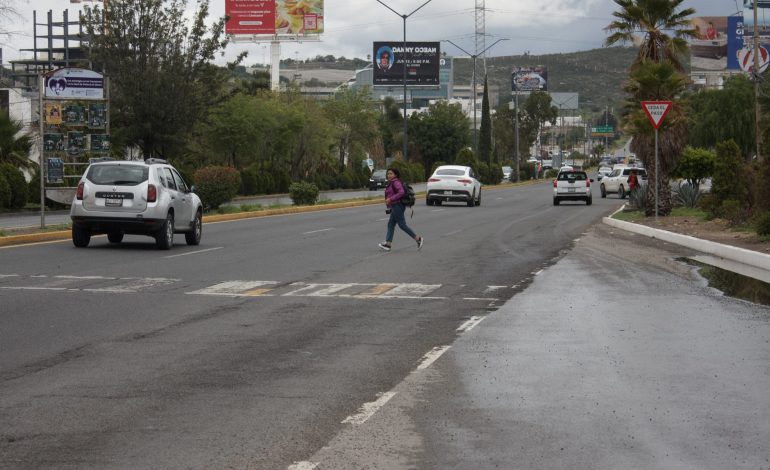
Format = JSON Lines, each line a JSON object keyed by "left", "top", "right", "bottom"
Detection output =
{"left": 673, "top": 181, "right": 701, "bottom": 208}
{"left": 627, "top": 186, "right": 648, "bottom": 212}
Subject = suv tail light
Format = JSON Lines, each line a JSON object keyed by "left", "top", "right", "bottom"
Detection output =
{"left": 553, "top": 180, "right": 557, "bottom": 188}
{"left": 586, "top": 179, "right": 591, "bottom": 187}
{"left": 428, "top": 177, "right": 441, "bottom": 182}
{"left": 147, "top": 184, "right": 157, "bottom": 203}
{"left": 458, "top": 178, "right": 472, "bottom": 184}
{"left": 76, "top": 182, "right": 84, "bottom": 200}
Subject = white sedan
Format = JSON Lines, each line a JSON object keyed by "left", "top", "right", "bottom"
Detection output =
{"left": 426, "top": 165, "right": 482, "bottom": 207}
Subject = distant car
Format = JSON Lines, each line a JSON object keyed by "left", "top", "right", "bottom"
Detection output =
{"left": 369, "top": 169, "right": 388, "bottom": 190}
{"left": 501, "top": 166, "right": 512, "bottom": 182}
{"left": 597, "top": 166, "right": 612, "bottom": 181}
{"left": 553, "top": 169, "right": 593, "bottom": 205}
{"left": 70, "top": 158, "right": 203, "bottom": 249}
{"left": 426, "top": 165, "right": 482, "bottom": 207}
{"left": 600, "top": 167, "right": 648, "bottom": 199}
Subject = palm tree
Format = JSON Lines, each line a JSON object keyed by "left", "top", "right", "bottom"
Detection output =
{"left": 0, "top": 113, "right": 33, "bottom": 169}
{"left": 606, "top": 0, "right": 696, "bottom": 216}
{"left": 604, "top": 0, "right": 698, "bottom": 70}
{"left": 622, "top": 60, "right": 689, "bottom": 216}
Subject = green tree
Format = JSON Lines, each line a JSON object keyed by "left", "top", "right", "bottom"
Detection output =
{"left": 379, "top": 97, "right": 404, "bottom": 162}
{"left": 409, "top": 101, "right": 471, "bottom": 173}
{"left": 604, "top": 0, "right": 698, "bottom": 71}
{"left": 492, "top": 104, "right": 515, "bottom": 177}
{"left": 82, "top": 0, "right": 242, "bottom": 158}
{"left": 0, "top": 113, "right": 33, "bottom": 169}
{"left": 323, "top": 87, "right": 379, "bottom": 171}
{"left": 622, "top": 59, "right": 689, "bottom": 216}
{"left": 688, "top": 76, "right": 755, "bottom": 158}
{"left": 521, "top": 92, "right": 558, "bottom": 158}
{"left": 478, "top": 75, "right": 492, "bottom": 163}
{"left": 672, "top": 146, "right": 715, "bottom": 189}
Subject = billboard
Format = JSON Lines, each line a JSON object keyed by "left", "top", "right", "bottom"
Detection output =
{"left": 511, "top": 66, "right": 548, "bottom": 92}
{"left": 44, "top": 68, "right": 104, "bottom": 100}
{"left": 690, "top": 16, "right": 743, "bottom": 71}
{"left": 225, "top": 0, "right": 324, "bottom": 36}
{"left": 372, "top": 42, "right": 441, "bottom": 86}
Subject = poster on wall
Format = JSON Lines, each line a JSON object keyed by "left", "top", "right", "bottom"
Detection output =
{"left": 89, "top": 134, "right": 111, "bottom": 152}
{"left": 372, "top": 41, "right": 440, "bottom": 86}
{"left": 45, "top": 104, "right": 62, "bottom": 125}
{"left": 43, "top": 133, "right": 64, "bottom": 152}
{"left": 88, "top": 103, "right": 107, "bottom": 129}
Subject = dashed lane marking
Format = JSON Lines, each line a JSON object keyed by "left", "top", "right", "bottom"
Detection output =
{"left": 341, "top": 391, "right": 397, "bottom": 425}
{"left": 164, "top": 246, "right": 223, "bottom": 258}
{"left": 416, "top": 345, "right": 451, "bottom": 370}
{"left": 457, "top": 316, "right": 484, "bottom": 333}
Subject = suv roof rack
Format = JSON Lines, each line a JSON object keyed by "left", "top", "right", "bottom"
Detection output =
{"left": 144, "top": 158, "right": 168, "bottom": 165}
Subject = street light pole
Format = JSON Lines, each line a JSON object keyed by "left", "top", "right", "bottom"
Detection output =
{"left": 376, "top": 0, "right": 434, "bottom": 161}
{"left": 444, "top": 38, "right": 508, "bottom": 153}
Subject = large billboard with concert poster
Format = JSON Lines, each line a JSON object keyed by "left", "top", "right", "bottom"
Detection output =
{"left": 225, "top": 0, "right": 324, "bottom": 36}
{"left": 372, "top": 42, "right": 441, "bottom": 86}
{"left": 511, "top": 66, "right": 548, "bottom": 92}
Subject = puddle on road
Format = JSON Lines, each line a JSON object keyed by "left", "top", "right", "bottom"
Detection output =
{"left": 677, "top": 257, "right": 770, "bottom": 307}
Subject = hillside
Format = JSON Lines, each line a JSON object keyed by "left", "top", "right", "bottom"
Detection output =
{"left": 453, "top": 46, "right": 640, "bottom": 117}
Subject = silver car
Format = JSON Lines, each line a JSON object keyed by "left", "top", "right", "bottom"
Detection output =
{"left": 70, "top": 158, "right": 203, "bottom": 249}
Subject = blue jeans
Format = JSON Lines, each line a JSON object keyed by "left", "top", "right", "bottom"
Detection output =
{"left": 385, "top": 203, "right": 416, "bottom": 243}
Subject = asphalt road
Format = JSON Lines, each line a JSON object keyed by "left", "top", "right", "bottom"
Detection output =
{"left": 2, "top": 181, "right": 768, "bottom": 469}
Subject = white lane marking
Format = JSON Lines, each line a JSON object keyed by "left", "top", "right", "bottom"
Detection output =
{"left": 305, "top": 283, "right": 355, "bottom": 296}
{"left": 55, "top": 275, "right": 116, "bottom": 280}
{"left": 302, "top": 228, "right": 334, "bottom": 235}
{"left": 432, "top": 208, "right": 446, "bottom": 212}
{"left": 288, "top": 462, "right": 318, "bottom": 470}
{"left": 0, "top": 274, "right": 20, "bottom": 278}
{"left": 533, "top": 269, "right": 544, "bottom": 276}
{"left": 416, "top": 345, "right": 451, "bottom": 370}
{"left": 83, "top": 277, "right": 178, "bottom": 293}
{"left": 462, "top": 297, "right": 498, "bottom": 301}
{"left": 377, "top": 217, "right": 389, "bottom": 221}
{"left": 164, "top": 247, "right": 223, "bottom": 258}
{"left": 382, "top": 283, "right": 442, "bottom": 297}
{"left": 446, "top": 229, "right": 462, "bottom": 236}
{"left": 341, "top": 391, "right": 397, "bottom": 425}
{"left": 188, "top": 280, "right": 278, "bottom": 296}
{"left": 457, "top": 316, "right": 484, "bottom": 333}
{"left": 483, "top": 285, "right": 507, "bottom": 294}
{"left": 1, "top": 286, "right": 67, "bottom": 291}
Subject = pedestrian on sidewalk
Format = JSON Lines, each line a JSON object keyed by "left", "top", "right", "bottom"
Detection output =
{"left": 378, "top": 167, "right": 423, "bottom": 252}
{"left": 628, "top": 169, "right": 639, "bottom": 192}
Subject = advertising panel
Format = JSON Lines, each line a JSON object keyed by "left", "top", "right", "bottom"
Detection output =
{"left": 372, "top": 42, "right": 441, "bottom": 86}
{"left": 690, "top": 16, "right": 744, "bottom": 71}
{"left": 226, "top": 0, "right": 324, "bottom": 36}
{"left": 44, "top": 68, "right": 104, "bottom": 100}
{"left": 511, "top": 66, "right": 548, "bottom": 92}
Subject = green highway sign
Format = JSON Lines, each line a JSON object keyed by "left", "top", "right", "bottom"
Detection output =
{"left": 591, "top": 126, "right": 614, "bottom": 136}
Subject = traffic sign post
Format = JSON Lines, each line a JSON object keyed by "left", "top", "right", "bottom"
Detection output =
{"left": 641, "top": 101, "right": 672, "bottom": 219}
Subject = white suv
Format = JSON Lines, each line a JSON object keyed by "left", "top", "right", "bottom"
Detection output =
{"left": 600, "top": 167, "right": 647, "bottom": 199}
{"left": 553, "top": 169, "right": 592, "bottom": 205}
{"left": 70, "top": 158, "right": 203, "bottom": 249}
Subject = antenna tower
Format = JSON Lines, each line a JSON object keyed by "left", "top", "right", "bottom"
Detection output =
{"left": 475, "top": 0, "right": 486, "bottom": 82}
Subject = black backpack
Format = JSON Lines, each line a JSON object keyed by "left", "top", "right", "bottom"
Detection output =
{"left": 400, "top": 180, "right": 416, "bottom": 207}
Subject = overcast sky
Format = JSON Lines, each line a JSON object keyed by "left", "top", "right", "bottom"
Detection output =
{"left": 0, "top": 0, "right": 736, "bottom": 67}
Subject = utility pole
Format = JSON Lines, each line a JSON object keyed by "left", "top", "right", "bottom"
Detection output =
{"left": 376, "top": 0, "right": 435, "bottom": 161}
{"left": 444, "top": 38, "right": 508, "bottom": 153}
{"left": 753, "top": 0, "right": 763, "bottom": 162}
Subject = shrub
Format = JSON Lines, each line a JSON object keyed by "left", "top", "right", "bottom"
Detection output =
{"left": 673, "top": 146, "right": 715, "bottom": 188}
{"left": 0, "top": 164, "right": 28, "bottom": 209}
{"left": 709, "top": 140, "right": 751, "bottom": 218}
{"left": 755, "top": 211, "right": 770, "bottom": 236}
{"left": 455, "top": 147, "right": 478, "bottom": 174}
{"left": 193, "top": 166, "right": 241, "bottom": 209}
{"left": 673, "top": 182, "right": 702, "bottom": 208}
{"left": 289, "top": 181, "right": 319, "bottom": 205}
{"left": 720, "top": 199, "right": 750, "bottom": 226}
{"left": 0, "top": 172, "right": 10, "bottom": 208}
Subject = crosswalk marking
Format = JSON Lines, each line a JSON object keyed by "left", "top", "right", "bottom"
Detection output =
{"left": 0, "top": 275, "right": 178, "bottom": 293}
{"left": 188, "top": 280, "right": 279, "bottom": 297}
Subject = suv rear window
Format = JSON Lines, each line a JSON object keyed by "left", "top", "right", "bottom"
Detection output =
{"left": 436, "top": 169, "right": 465, "bottom": 176}
{"left": 87, "top": 164, "right": 149, "bottom": 186}
{"left": 557, "top": 172, "right": 587, "bottom": 181}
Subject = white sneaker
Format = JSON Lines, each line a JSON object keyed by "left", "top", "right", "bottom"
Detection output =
{"left": 417, "top": 237, "right": 424, "bottom": 250}
{"left": 378, "top": 242, "right": 391, "bottom": 251}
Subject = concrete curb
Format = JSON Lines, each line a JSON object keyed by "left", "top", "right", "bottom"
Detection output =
{"left": 603, "top": 215, "right": 770, "bottom": 272}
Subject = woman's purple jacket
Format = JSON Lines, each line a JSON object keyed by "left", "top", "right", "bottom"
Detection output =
{"left": 384, "top": 178, "right": 405, "bottom": 207}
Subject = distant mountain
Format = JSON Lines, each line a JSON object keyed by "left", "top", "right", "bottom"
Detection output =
{"left": 453, "top": 46, "right": 641, "bottom": 118}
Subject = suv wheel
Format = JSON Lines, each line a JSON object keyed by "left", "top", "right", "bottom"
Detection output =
{"left": 476, "top": 190, "right": 481, "bottom": 206}
{"left": 600, "top": 184, "right": 606, "bottom": 198}
{"left": 467, "top": 191, "right": 476, "bottom": 207}
{"left": 185, "top": 211, "right": 202, "bottom": 246}
{"left": 618, "top": 185, "right": 626, "bottom": 199}
{"left": 156, "top": 212, "right": 174, "bottom": 250}
{"left": 72, "top": 225, "right": 91, "bottom": 248}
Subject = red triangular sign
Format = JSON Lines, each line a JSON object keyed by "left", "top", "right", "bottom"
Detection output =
{"left": 641, "top": 101, "right": 672, "bottom": 129}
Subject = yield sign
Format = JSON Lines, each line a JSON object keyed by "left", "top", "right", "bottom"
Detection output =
{"left": 641, "top": 101, "right": 672, "bottom": 129}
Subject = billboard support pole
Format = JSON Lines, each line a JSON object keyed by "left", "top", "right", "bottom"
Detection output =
{"left": 39, "top": 74, "right": 45, "bottom": 229}
{"left": 376, "top": 0, "right": 435, "bottom": 161}
{"left": 271, "top": 40, "right": 281, "bottom": 92}
{"left": 753, "top": 0, "right": 763, "bottom": 162}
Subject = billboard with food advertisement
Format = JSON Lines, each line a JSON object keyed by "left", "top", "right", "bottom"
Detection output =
{"left": 225, "top": 0, "right": 324, "bottom": 36}
{"left": 372, "top": 42, "right": 441, "bottom": 86}
{"left": 511, "top": 66, "right": 548, "bottom": 92}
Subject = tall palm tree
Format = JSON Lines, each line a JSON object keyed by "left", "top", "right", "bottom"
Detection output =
{"left": 606, "top": 0, "right": 696, "bottom": 216}
{"left": 605, "top": 0, "right": 698, "bottom": 70}
{"left": 0, "top": 113, "right": 33, "bottom": 169}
